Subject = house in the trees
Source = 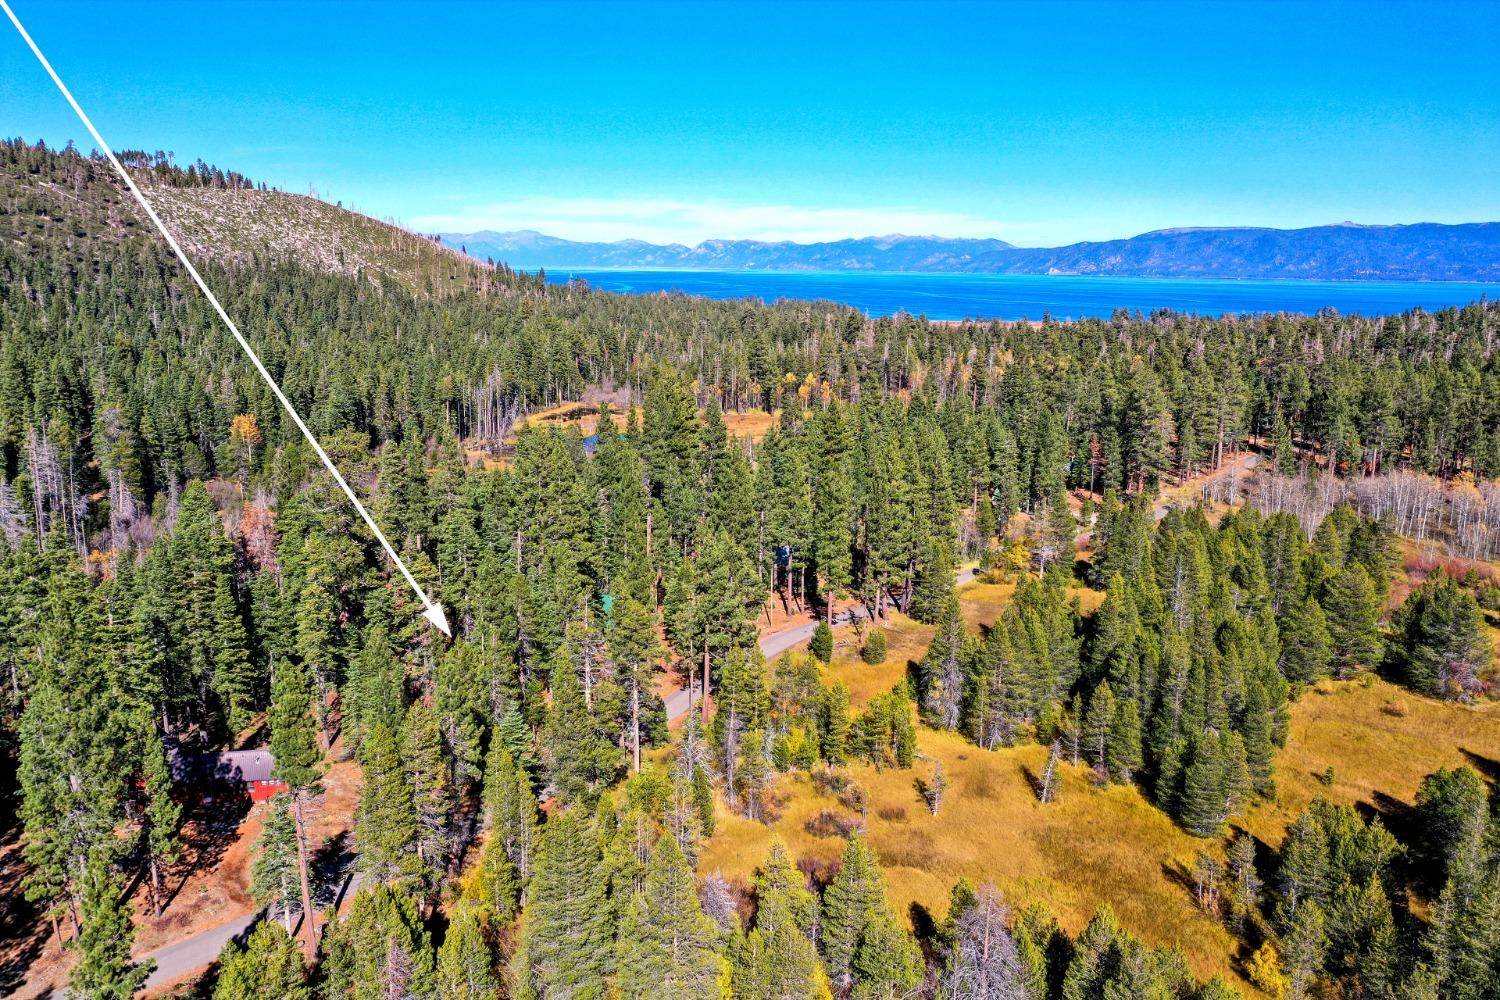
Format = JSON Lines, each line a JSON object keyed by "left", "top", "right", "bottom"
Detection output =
{"left": 169, "top": 747, "right": 287, "bottom": 802}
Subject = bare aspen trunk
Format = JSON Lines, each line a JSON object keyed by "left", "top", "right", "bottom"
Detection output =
{"left": 282, "top": 870, "right": 294, "bottom": 934}
{"left": 701, "top": 646, "right": 710, "bottom": 723}
{"left": 150, "top": 857, "right": 163, "bottom": 917}
{"left": 291, "top": 794, "right": 318, "bottom": 954}
{"left": 631, "top": 680, "right": 641, "bottom": 773}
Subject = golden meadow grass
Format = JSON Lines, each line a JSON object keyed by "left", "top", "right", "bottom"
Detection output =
{"left": 703, "top": 572, "right": 1500, "bottom": 992}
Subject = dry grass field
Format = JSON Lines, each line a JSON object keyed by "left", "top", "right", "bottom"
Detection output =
{"left": 699, "top": 726, "right": 1244, "bottom": 985}
{"left": 704, "top": 553, "right": 1500, "bottom": 994}
{"left": 710, "top": 574, "right": 1245, "bottom": 985}
{"left": 510, "top": 402, "right": 779, "bottom": 444}
{"left": 1239, "top": 677, "right": 1500, "bottom": 850}
{"left": 821, "top": 611, "right": 931, "bottom": 709}
{"left": 812, "top": 579, "right": 1103, "bottom": 711}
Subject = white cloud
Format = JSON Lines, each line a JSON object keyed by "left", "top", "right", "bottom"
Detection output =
{"left": 409, "top": 196, "right": 1024, "bottom": 244}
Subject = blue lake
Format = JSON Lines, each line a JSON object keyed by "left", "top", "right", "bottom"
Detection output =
{"left": 535, "top": 269, "right": 1498, "bottom": 321}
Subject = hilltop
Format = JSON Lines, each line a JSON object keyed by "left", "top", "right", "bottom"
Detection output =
{"left": 145, "top": 184, "right": 492, "bottom": 296}
{"left": 0, "top": 141, "right": 494, "bottom": 297}
{"left": 443, "top": 221, "right": 1500, "bottom": 281}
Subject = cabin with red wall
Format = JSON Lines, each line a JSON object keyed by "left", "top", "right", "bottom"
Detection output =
{"left": 169, "top": 747, "right": 287, "bottom": 802}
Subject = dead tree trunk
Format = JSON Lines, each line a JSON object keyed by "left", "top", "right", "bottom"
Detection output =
{"left": 291, "top": 793, "right": 318, "bottom": 954}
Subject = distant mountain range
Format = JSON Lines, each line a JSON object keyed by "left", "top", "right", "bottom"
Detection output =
{"left": 442, "top": 222, "right": 1500, "bottom": 282}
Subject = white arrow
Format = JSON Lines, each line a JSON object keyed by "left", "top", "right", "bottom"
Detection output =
{"left": 3, "top": 0, "right": 451, "bottom": 637}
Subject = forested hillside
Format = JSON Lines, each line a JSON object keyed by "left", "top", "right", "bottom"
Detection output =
{"left": 2, "top": 139, "right": 1499, "bottom": 1000}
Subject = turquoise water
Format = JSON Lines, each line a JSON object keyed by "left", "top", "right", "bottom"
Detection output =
{"left": 536, "top": 269, "right": 1497, "bottom": 321}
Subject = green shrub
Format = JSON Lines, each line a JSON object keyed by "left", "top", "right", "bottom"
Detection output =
{"left": 861, "top": 629, "right": 888, "bottom": 665}
{"left": 811, "top": 621, "right": 833, "bottom": 662}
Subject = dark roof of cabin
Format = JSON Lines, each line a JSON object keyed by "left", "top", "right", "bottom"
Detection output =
{"left": 169, "top": 748, "right": 278, "bottom": 784}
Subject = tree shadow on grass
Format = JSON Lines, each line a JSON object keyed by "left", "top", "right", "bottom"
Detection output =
{"left": 1459, "top": 748, "right": 1500, "bottom": 786}
{"left": 908, "top": 901, "right": 939, "bottom": 950}
{"left": 1360, "top": 790, "right": 1419, "bottom": 847}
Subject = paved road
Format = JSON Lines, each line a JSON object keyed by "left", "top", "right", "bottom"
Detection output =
{"left": 69, "top": 871, "right": 363, "bottom": 997}
{"left": 39, "top": 911, "right": 259, "bottom": 998}
{"left": 664, "top": 683, "right": 695, "bottom": 723}
{"left": 136, "top": 910, "right": 259, "bottom": 992}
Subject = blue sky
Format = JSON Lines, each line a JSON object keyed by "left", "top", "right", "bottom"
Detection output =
{"left": 4, "top": 0, "right": 1497, "bottom": 246}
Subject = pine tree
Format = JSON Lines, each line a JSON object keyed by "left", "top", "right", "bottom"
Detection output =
{"left": 813, "top": 456, "right": 854, "bottom": 626}
{"left": 732, "top": 889, "right": 832, "bottom": 1000}
{"left": 69, "top": 847, "right": 153, "bottom": 1000}
{"left": 1415, "top": 765, "right": 1488, "bottom": 880}
{"left": 921, "top": 597, "right": 968, "bottom": 730}
{"left": 356, "top": 722, "right": 424, "bottom": 892}
{"left": 169, "top": 480, "right": 254, "bottom": 735}
{"left": 436, "top": 903, "right": 500, "bottom": 1000}
{"left": 1179, "top": 733, "right": 1229, "bottom": 837}
{"left": 212, "top": 922, "right": 310, "bottom": 1000}
{"left": 735, "top": 728, "right": 774, "bottom": 820}
{"left": 483, "top": 741, "right": 540, "bottom": 880}
{"left": 401, "top": 699, "right": 451, "bottom": 894}
{"left": 1082, "top": 681, "right": 1117, "bottom": 774}
{"left": 822, "top": 834, "right": 882, "bottom": 986}
{"left": 910, "top": 534, "right": 956, "bottom": 624}
{"left": 611, "top": 585, "right": 662, "bottom": 772}
{"left": 18, "top": 555, "right": 137, "bottom": 929}
{"left": 821, "top": 834, "right": 918, "bottom": 994}
{"left": 470, "top": 830, "right": 521, "bottom": 924}
{"left": 755, "top": 838, "right": 818, "bottom": 940}
{"left": 343, "top": 623, "right": 406, "bottom": 757}
{"left": 1390, "top": 572, "right": 1492, "bottom": 700}
{"left": 540, "top": 660, "right": 619, "bottom": 804}
{"left": 1283, "top": 899, "right": 1328, "bottom": 1000}
{"left": 137, "top": 722, "right": 181, "bottom": 916}
{"left": 1106, "top": 698, "right": 1144, "bottom": 784}
{"left": 513, "top": 810, "right": 614, "bottom": 1000}
{"left": 1279, "top": 596, "right": 1334, "bottom": 684}
{"left": 251, "top": 794, "right": 305, "bottom": 934}
{"left": 617, "top": 834, "right": 724, "bottom": 1000}
{"left": 294, "top": 532, "right": 363, "bottom": 746}
{"left": 821, "top": 683, "right": 852, "bottom": 766}
{"left": 851, "top": 904, "right": 924, "bottom": 999}
{"left": 494, "top": 700, "right": 539, "bottom": 782}
{"left": 434, "top": 640, "right": 489, "bottom": 794}
{"left": 1060, "top": 906, "right": 1123, "bottom": 1000}
{"left": 1242, "top": 679, "right": 1278, "bottom": 796}
{"left": 1321, "top": 565, "right": 1382, "bottom": 677}
{"left": 691, "top": 527, "right": 764, "bottom": 720}
{"left": 268, "top": 654, "right": 323, "bottom": 950}
{"left": 1036, "top": 489, "right": 1076, "bottom": 575}
{"left": 810, "top": 621, "right": 834, "bottom": 663}
{"left": 1277, "top": 808, "right": 1331, "bottom": 925}
{"left": 321, "top": 885, "right": 438, "bottom": 1000}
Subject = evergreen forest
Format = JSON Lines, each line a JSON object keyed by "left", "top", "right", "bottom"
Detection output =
{"left": 3, "top": 140, "right": 1500, "bottom": 1000}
